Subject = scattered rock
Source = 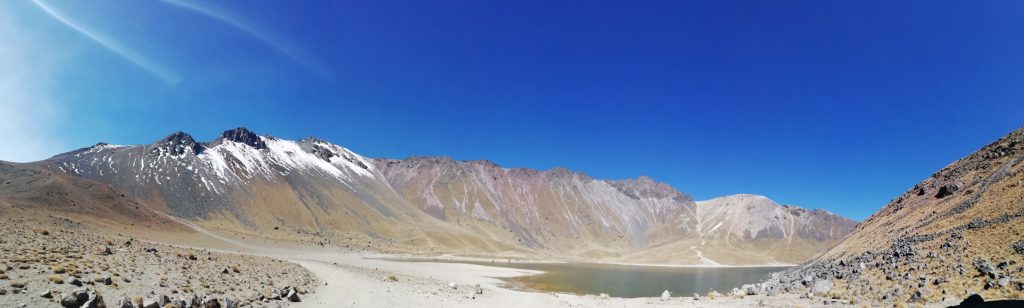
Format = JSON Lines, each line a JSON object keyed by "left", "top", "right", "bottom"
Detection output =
{"left": 117, "top": 296, "right": 135, "bottom": 308}
{"left": 141, "top": 298, "right": 159, "bottom": 308}
{"left": 1013, "top": 241, "right": 1024, "bottom": 255}
{"left": 82, "top": 291, "right": 104, "bottom": 308}
{"left": 61, "top": 294, "right": 80, "bottom": 308}
{"left": 284, "top": 286, "right": 301, "bottom": 302}
{"left": 911, "top": 289, "right": 924, "bottom": 302}
{"left": 811, "top": 279, "right": 833, "bottom": 294}
{"left": 201, "top": 296, "right": 220, "bottom": 308}
{"left": 743, "top": 284, "right": 758, "bottom": 295}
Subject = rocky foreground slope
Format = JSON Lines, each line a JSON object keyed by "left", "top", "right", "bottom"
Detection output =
{"left": 0, "top": 217, "right": 314, "bottom": 308}
{"left": 9, "top": 127, "right": 855, "bottom": 264}
{"left": 759, "top": 127, "right": 1024, "bottom": 305}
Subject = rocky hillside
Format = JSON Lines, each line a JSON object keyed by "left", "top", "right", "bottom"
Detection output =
{"left": 0, "top": 161, "right": 185, "bottom": 232}
{"left": 375, "top": 157, "right": 856, "bottom": 264}
{"left": 689, "top": 194, "right": 856, "bottom": 264}
{"left": 762, "top": 127, "right": 1024, "bottom": 304}
{"left": 375, "top": 157, "right": 700, "bottom": 258}
{"left": 11, "top": 127, "right": 857, "bottom": 264}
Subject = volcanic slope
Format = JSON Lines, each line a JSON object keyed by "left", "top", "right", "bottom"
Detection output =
{"left": 764, "top": 127, "right": 1024, "bottom": 304}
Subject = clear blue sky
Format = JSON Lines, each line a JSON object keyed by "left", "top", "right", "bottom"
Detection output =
{"left": 2, "top": 1, "right": 1023, "bottom": 220}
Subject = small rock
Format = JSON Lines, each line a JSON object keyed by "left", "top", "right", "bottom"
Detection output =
{"left": 61, "top": 294, "right": 80, "bottom": 308}
{"left": 70, "top": 288, "right": 90, "bottom": 306}
{"left": 474, "top": 284, "right": 483, "bottom": 295}
{"left": 39, "top": 290, "right": 52, "bottom": 298}
{"left": 224, "top": 298, "right": 238, "bottom": 308}
{"left": 998, "top": 277, "right": 1009, "bottom": 288}
{"left": 102, "top": 277, "right": 112, "bottom": 285}
{"left": 660, "top": 290, "right": 671, "bottom": 301}
{"left": 911, "top": 289, "right": 924, "bottom": 302}
{"left": 599, "top": 293, "right": 609, "bottom": 299}
{"left": 117, "top": 296, "right": 135, "bottom": 308}
{"left": 69, "top": 278, "right": 83, "bottom": 287}
{"left": 201, "top": 296, "right": 220, "bottom": 308}
{"left": 693, "top": 293, "right": 700, "bottom": 300}
{"left": 743, "top": 284, "right": 757, "bottom": 296}
{"left": 1012, "top": 241, "right": 1024, "bottom": 255}
{"left": 285, "top": 287, "right": 301, "bottom": 302}
{"left": 82, "top": 291, "right": 104, "bottom": 308}
{"left": 812, "top": 279, "right": 833, "bottom": 294}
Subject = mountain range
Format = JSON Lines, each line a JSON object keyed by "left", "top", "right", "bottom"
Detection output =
{"left": 0, "top": 127, "right": 857, "bottom": 265}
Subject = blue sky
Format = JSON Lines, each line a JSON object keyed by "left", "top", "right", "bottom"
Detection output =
{"left": 2, "top": 1, "right": 1023, "bottom": 220}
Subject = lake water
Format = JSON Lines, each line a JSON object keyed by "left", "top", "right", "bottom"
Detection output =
{"left": 403, "top": 260, "right": 788, "bottom": 298}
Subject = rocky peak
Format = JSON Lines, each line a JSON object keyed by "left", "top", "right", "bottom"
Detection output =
{"left": 307, "top": 142, "right": 338, "bottom": 162}
{"left": 219, "top": 127, "right": 266, "bottom": 149}
{"left": 608, "top": 175, "right": 692, "bottom": 202}
{"left": 155, "top": 131, "right": 204, "bottom": 156}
